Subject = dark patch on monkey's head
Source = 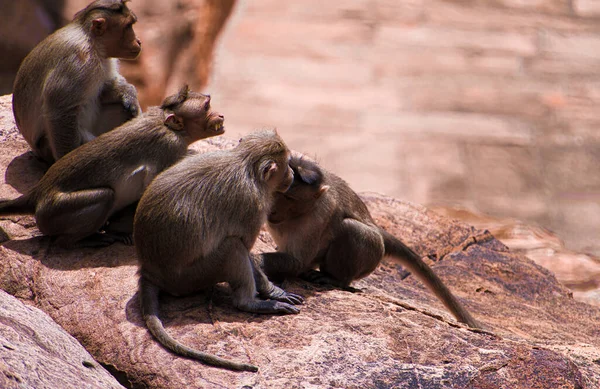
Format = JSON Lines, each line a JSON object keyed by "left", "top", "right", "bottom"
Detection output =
{"left": 161, "top": 85, "right": 191, "bottom": 110}
{"left": 268, "top": 155, "right": 328, "bottom": 224}
{"left": 289, "top": 155, "right": 323, "bottom": 188}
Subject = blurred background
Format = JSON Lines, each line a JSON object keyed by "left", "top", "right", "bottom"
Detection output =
{"left": 2, "top": 1, "right": 599, "bottom": 301}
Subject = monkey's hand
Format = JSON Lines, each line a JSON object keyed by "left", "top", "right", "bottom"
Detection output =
{"left": 261, "top": 285, "right": 304, "bottom": 305}
{"left": 101, "top": 77, "right": 141, "bottom": 117}
{"left": 119, "top": 83, "right": 141, "bottom": 118}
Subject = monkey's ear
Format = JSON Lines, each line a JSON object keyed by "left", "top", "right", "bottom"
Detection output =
{"left": 164, "top": 114, "right": 184, "bottom": 131}
{"left": 91, "top": 18, "right": 108, "bottom": 36}
{"left": 315, "top": 185, "right": 330, "bottom": 199}
{"left": 262, "top": 162, "right": 278, "bottom": 182}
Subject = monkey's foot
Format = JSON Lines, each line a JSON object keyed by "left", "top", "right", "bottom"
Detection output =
{"left": 238, "top": 300, "right": 300, "bottom": 315}
{"left": 261, "top": 285, "right": 304, "bottom": 305}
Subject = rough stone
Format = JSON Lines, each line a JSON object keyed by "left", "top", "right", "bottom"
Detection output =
{"left": 0, "top": 289, "right": 125, "bottom": 389}
{"left": 0, "top": 96, "right": 599, "bottom": 388}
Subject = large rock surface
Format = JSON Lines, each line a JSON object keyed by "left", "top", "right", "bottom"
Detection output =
{"left": 0, "top": 289, "right": 125, "bottom": 389}
{"left": 433, "top": 205, "right": 600, "bottom": 308}
{"left": 0, "top": 94, "right": 599, "bottom": 388}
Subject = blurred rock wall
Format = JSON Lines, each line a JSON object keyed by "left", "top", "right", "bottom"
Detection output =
{"left": 206, "top": 0, "right": 600, "bottom": 256}
{"left": 1, "top": 0, "right": 599, "bottom": 256}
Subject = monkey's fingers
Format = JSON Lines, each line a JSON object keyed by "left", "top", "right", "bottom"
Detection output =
{"left": 264, "top": 285, "right": 305, "bottom": 305}
{"left": 271, "top": 301, "right": 301, "bottom": 314}
{"left": 238, "top": 300, "right": 300, "bottom": 315}
{"left": 281, "top": 293, "right": 305, "bottom": 305}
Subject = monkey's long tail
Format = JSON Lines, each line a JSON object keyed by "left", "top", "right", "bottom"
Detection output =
{"left": 139, "top": 278, "right": 259, "bottom": 372}
{"left": 381, "top": 230, "right": 481, "bottom": 329}
{"left": 0, "top": 195, "right": 34, "bottom": 216}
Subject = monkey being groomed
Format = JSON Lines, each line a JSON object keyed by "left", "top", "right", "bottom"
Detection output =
{"left": 256, "top": 154, "right": 480, "bottom": 329}
{"left": 0, "top": 85, "right": 224, "bottom": 248}
{"left": 12, "top": 0, "right": 143, "bottom": 165}
{"left": 134, "top": 130, "right": 304, "bottom": 372}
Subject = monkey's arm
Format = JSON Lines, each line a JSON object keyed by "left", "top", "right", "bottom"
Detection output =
{"left": 42, "top": 59, "right": 93, "bottom": 159}
{"left": 254, "top": 252, "right": 312, "bottom": 283}
{"left": 100, "top": 74, "right": 141, "bottom": 117}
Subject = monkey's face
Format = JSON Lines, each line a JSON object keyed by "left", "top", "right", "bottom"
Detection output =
{"left": 98, "top": 9, "right": 142, "bottom": 59}
{"left": 178, "top": 93, "right": 225, "bottom": 141}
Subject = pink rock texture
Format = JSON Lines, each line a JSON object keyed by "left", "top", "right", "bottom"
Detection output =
{"left": 0, "top": 95, "right": 599, "bottom": 388}
{"left": 433, "top": 205, "right": 600, "bottom": 308}
{"left": 0, "top": 288, "right": 125, "bottom": 389}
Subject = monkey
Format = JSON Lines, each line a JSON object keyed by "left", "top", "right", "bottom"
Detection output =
{"left": 256, "top": 154, "right": 481, "bottom": 329}
{"left": 0, "top": 85, "right": 224, "bottom": 248}
{"left": 134, "top": 129, "right": 304, "bottom": 372}
{"left": 12, "top": 0, "right": 143, "bottom": 165}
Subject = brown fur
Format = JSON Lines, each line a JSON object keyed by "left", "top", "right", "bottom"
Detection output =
{"left": 12, "top": 0, "right": 142, "bottom": 165}
{"left": 259, "top": 155, "right": 480, "bottom": 328}
{"left": 134, "top": 130, "right": 303, "bottom": 372}
{"left": 0, "top": 86, "right": 224, "bottom": 248}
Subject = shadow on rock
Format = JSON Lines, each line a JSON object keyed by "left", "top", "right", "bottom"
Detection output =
{"left": 3, "top": 237, "right": 138, "bottom": 270}
{"left": 5, "top": 152, "right": 47, "bottom": 194}
{"left": 125, "top": 281, "right": 322, "bottom": 330}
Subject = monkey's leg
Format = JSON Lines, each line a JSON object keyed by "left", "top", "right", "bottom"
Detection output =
{"left": 36, "top": 189, "right": 125, "bottom": 248}
{"left": 102, "top": 202, "right": 137, "bottom": 245}
{"left": 250, "top": 256, "right": 304, "bottom": 305}
{"left": 217, "top": 238, "right": 300, "bottom": 314}
{"left": 308, "top": 219, "right": 384, "bottom": 290}
{"left": 254, "top": 252, "right": 309, "bottom": 283}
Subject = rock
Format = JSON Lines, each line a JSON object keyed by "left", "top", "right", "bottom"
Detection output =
{"left": 0, "top": 0, "right": 65, "bottom": 94}
{"left": 0, "top": 94, "right": 599, "bottom": 388}
{"left": 0, "top": 289, "right": 125, "bottom": 389}
{"left": 432, "top": 205, "right": 600, "bottom": 307}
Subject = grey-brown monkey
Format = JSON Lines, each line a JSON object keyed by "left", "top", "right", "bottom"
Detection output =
{"left": 135, "top": 130, "right": 303, "bottom": 372}
{"left": 258, "top": 155, "right": 480, "bottom": 329}
{"left": 12, "top": 0, "right": 142, "bottom": 165}
{"left": 0, "top": 86, "right": 224, "bottom": 248}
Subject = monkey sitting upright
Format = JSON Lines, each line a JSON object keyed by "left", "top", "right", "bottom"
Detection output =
{"left": 0, "top": 86, "right": 224, "bottom": 248}
{"left": 134, "top": 130, "right": 303, "bottom": 372}
{"left": 257, "top": 155, "right": 480, "bottom": 329}
{"left": 12, "top": 0, "right": 143, "bottom": 165}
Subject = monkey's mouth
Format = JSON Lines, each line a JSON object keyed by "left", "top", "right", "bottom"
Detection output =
{"left": 208, "top": 118, "right": 225, "bottom": 134}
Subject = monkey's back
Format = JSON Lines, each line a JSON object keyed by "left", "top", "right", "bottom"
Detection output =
{"left": 13, "top": 25, "right": 83, "bottom": 139}
{"left": 30, "top": 109, "right": 187, "bottom": 199}
{"left": 134, "top": 150, "right": 268, "bottom": 289}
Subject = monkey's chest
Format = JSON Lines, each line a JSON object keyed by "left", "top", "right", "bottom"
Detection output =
{"left": 111, "top": 165, "right": 157, "bottom": 212}
{"left": 268, "top": 219, "right": 331, "bottom": 262}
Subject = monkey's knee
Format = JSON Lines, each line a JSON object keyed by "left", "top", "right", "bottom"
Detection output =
{"left": 322, "top": 221, "right": 383, "bottom": 283}
{"left": 36, "top": 189, "right": 115, "bottom": 237}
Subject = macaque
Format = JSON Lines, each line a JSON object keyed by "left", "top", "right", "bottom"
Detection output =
{"left": 12, "top": 0, "right": 142, "bottom": 165}
{"left": 0, "top": 86, "right": 224, "bottom": 248}
{"left": 135, "top": 130, "right": 303, "bottom": 372}
{"left": 259, "top": 155, "right": 480, "bottom": 328}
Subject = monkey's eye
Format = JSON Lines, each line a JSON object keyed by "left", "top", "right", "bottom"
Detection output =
{"left": 204, "top": 101, "right": 210, "bottom": 111}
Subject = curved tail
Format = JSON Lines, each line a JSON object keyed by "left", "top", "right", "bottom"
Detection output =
{"left": 381, "top": 230, "right": 480, "bottom": 329}
{"left": 0, "top": 195, "right": 34, "bottom": 216}
{"left": 139, "top": 277, "right": 259, "bottom": 372}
